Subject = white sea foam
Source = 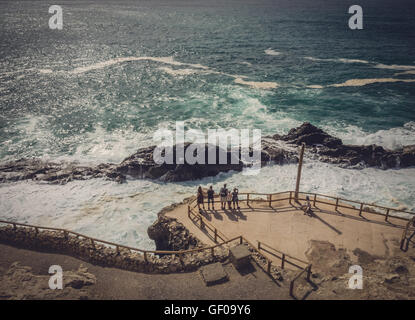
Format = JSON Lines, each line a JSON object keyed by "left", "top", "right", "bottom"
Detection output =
{"left": 306, "top": 84, "right": 324, "bottom": 89}
{"left": 71, "top": 125, "right": 153, "bottom": 164}
{"left": 68, "top": 56, "right": 210, "bottom": 75}
{"left": 38, "top": 69, "right": 53, "bottom": 74}
{"left": 238, "top": 61, "right": 252, "bottom": 66}
{"left": 265, "top": 48, "right": 282, "bottom": 56}
{"left": 234, "top": 77, "right": 279, "bottom": 89}
{"left": 394, "top": 70, "right": 415, "bottom": 76}
{"left": 304, "top": 56, "right": 369, "bottom": 64}
{"left": 158, "top": 66, "right": 200, "bottom": 76}
{"left": 329, "top": 78, "right": 415, "bottom": 87}
{"left": 304, "top": 57, "right": 415, "bottom": 73}
{"left": 323, "top": 122, "right": 415, "bottom": 150}
{"left": 39, "top": 56, "right": 262, "bottom": 88}
{"left": 374, "top": 64, "right": 415, "bottom": 71}
{"left": 0, "top": 159, "right": 413, "bottom": 250}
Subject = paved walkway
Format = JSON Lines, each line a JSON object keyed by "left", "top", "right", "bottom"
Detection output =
{"left": 166, "top": 196, "right": 409, "bottom": 267}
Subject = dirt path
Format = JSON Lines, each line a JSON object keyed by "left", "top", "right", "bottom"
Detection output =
{"left": 0, "top": 243, "right": 291, "bottom": 300}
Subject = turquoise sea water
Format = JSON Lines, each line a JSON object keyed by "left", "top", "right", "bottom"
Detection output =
{"left": 0, "top": 0, "right": 414, "bottom": 249}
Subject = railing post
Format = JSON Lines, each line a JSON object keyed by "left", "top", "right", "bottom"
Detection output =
{"left": 313, "top": 194, "right": 316, "bottom": 206}
{"left": 400, "top": 238, "right": 406, "bottom": 251}
{"left": 359, "top": 203, "right": 363, "bottom": 216}
{"left": 200, "top": 217, "right": 204, "bottom": 230}
{"left": 307, "top": 265, "right": 312, "bottom": 281}
{"left": 269, "top": 194, "right": 272, "bottom": 207}
{"left": 258, "top": 241, "right": 261, "bottom": 250}
{"left": 144, "top": 252, "right": 148, "bottom": 262}
{"left": 335, "top": 198, "right": 339, "bottom": 211}
{"left": 240, "top": 236, "right": 243, "bottom": 245}
{"left": 187, "top": 205, "right": 191, "bottom": 217}
{"left": 385, "top": 209, "right": 390, "bottom": 222}
{"left": 289, "top": 191, "right": 292, "bottom": 205}
{"left": 247, "top": 194, "right": 250, "bottom": 206}
{"left": 295, "top": 143, "right": 305, "bottom": 201}
{"left": 214, "top": 228, "right": 217, "bottom": 243}
{"left": 281, "top": 254, "right": 285, "bottom": 269}
{"left": 211, "top": 247, "right": 214, "bottom": 257}
{"left": 267, "top": 260, "right": 271, "bottom": 273}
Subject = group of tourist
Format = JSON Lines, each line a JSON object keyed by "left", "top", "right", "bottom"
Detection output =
{"left": 196, "top": 184, "right": 240, "bottom": 212}
{"left": 197, "top": 185, "right": 314, "bottom": 217}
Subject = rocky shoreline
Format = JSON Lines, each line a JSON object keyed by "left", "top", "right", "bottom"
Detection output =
{"left": 1, "top": 122, "right": 414, "bottom": 185}
{"left": 147, "top": 197, "right": 202, "bottom": 251}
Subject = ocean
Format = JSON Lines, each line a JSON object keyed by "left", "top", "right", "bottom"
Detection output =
{"left": 0, "top": 0, "right": 414, "bottom": 250}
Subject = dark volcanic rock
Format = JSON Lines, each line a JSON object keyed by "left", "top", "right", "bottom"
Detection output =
{"left": 116, "top": 142, "right": 297, "bottom": 182}
{"left": 1, "top": 122, "right": 413, "bottom": 184}
{"left": 275, "top": 122, "right": 415, "bottom": 169}
{"left": 116, "top": 143, "right": 244, "bottom": 182}
{"left": 0, "top": 141, "right": 296, "bottom": 184}
{"left": 0, "top": 159, "right": 125, "bottom": 185}
{"left": 276, "top": 122, "right": 343, "bottom": 148}
{"left": 147, "top": 216, "right": 200, "bottom": 251}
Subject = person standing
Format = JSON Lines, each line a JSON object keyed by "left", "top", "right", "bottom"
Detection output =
{"left": 207, "top": 186, "right": 215, "bottom": 210}
{"left": 232, "top": 188, "right": 240, "bottom": 210}
{"left": 304, "top": 196, "right": 312, "bottom": 216}
{"left": 227, "top": 190, "right": 232, "bottom": 210}
{"left": 220, "top": 184, "right": 228, "bottom": 210}
{"left": 197, "top": 186, "right": 205, "bottom": 212}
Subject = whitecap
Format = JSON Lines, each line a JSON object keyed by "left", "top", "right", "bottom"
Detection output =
{"left": 265, "top": 48, "right": 282, "bottom": 56}
{"left": 329, "top": 78, "right": 415, "bottom": 87}
{"left": 374, "top": 63, "right": 415, "bottom": 71}
{"left": 158, "top": 66, "right": 200, "bottom": 76}
{"left": 234, "top": 77, "right": 279, "bottom": 89}
{"left": 394, "top": 70, "right": 415, "bottom": 76}
{"left": 68, "top": 56, "right": 211, "bottom": 75}
{"left": 304, "top": 56, "right": 369, "bottom": 64}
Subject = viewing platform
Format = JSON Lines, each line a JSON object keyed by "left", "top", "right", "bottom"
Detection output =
{"left": 166, "top": 191, "right": 415, "bottom": 269}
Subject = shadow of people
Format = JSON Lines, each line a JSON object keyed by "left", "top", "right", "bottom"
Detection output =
{"left": 211, "top": 209, "right": 223, "bottom": 220}
{"left": 223, "top": 208, "right": 238, "bottom": 221}
{"left": 233, "top": 208, "right": 247, "bottom": 220}
{"left": 199, "top": 209, "right": 212, "bottom": 221}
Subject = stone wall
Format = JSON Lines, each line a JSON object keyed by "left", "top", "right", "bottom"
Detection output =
{"left": 0, "top": 225, "right": 229, "bottom": 274}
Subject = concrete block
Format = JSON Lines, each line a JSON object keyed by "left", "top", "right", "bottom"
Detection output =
{"left": 229, "top": 244, "right": 251, "bottom": 269}
{"left": 200, "top": 262, "right": 228, "bottom": 286}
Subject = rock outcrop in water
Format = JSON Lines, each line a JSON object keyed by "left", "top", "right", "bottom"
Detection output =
{"left": 116, "top": 141, "right": 296, "bottom": 181}
{"left": 0, "top": 141, "right": 297, "bottom": 184}
{"left": 0, "top": 123, "right": 414, "bottom": 184}
{"left": 0, "top": 159, "right": 123, "bottom": 184}
{"left": 275, "top": 122, "right": 415, "bottom": 169}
